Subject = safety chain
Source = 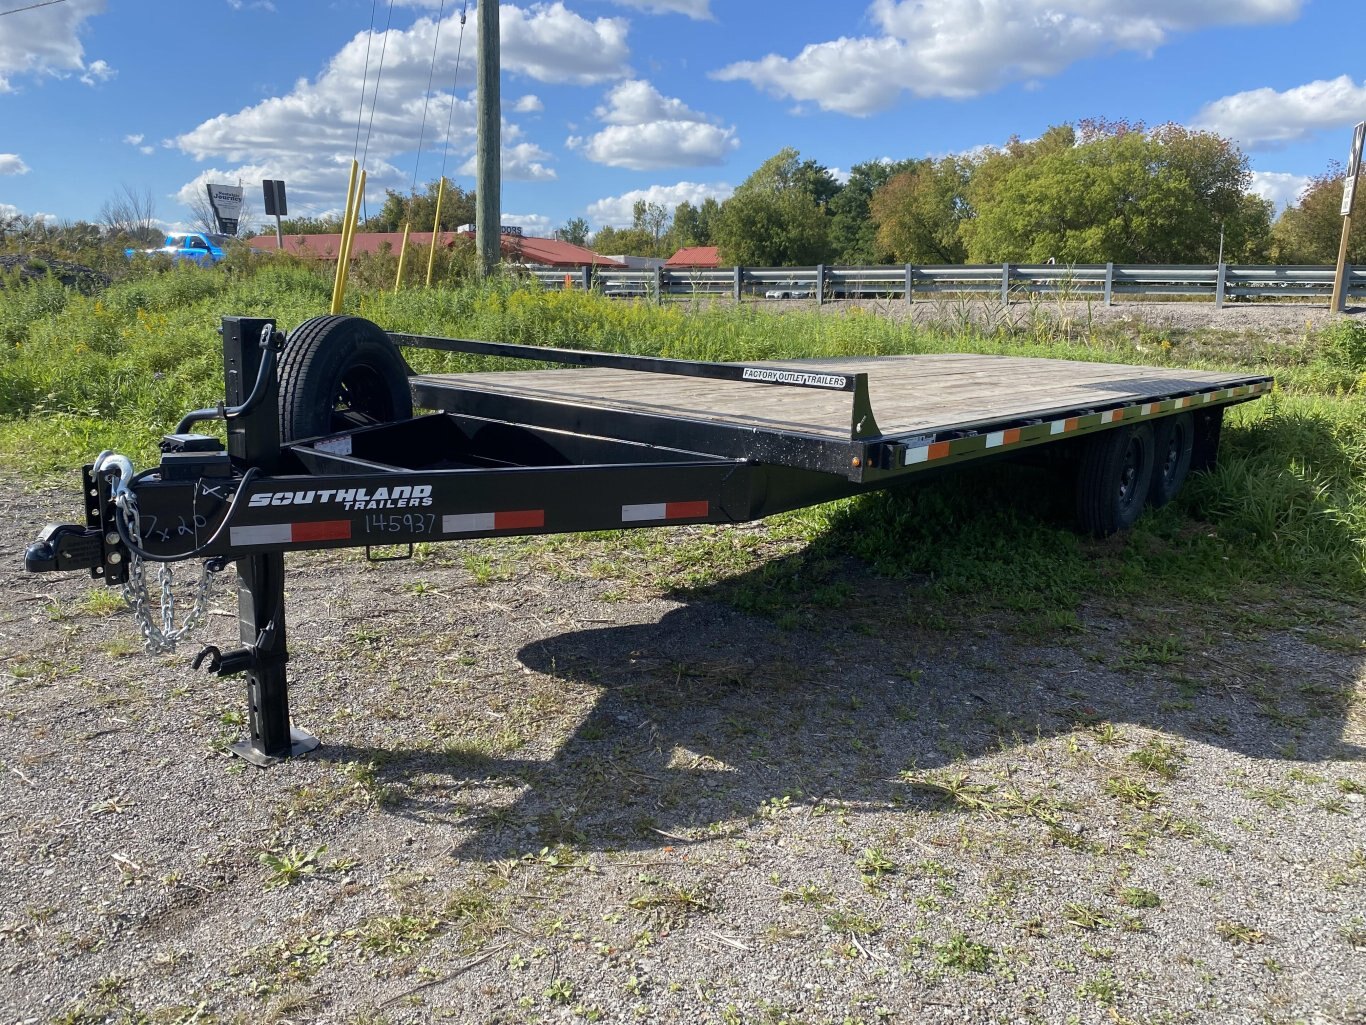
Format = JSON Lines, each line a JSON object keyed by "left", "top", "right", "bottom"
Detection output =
{"left": 94, "top": 453, "right": 214, "bottom": 655}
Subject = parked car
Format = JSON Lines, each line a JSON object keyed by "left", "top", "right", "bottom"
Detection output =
{"left": 126, "top": 232, "right": 231, "bottom": 264}
{"left": 764, "top": 282, "right": 812, "bottom": 300}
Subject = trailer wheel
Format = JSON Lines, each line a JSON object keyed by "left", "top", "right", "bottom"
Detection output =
{"left": 1148, "top": 413, "right": 1194, "bottom": 508}
{"left": 278, "top": 315, "right": 412, "bottom": 442}
{"left": 1075, "top": 423, "right": 1155, "bottom": 537}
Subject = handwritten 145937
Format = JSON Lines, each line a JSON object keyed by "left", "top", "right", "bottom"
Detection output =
{"left": 364, "top": 513, "right": 437, "bottom": 536}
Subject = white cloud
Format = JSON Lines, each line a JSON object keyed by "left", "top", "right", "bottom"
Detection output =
{"left": 502, "top": 212, "right": 553, "bottom": 235}
{"left": 608, "top": 0, "right": 712, "bottom": 19}
{"left": 172, "top": 5, "right": 610, "bottom": 214}
{"left": 593, "top": 79, "right": 706, "bottom": 125}
{"left": 0, "top": 0, "right": 107, "bottom": 93}
{"left": 1249, "top": 170, "right": 1312, "bottom": 211}
{"left": 458, "top": 141, "right": 558, "bottom": 181}
{"left": 78, "top": 57, "right": 115, "bottom": 85}
{"left": 568, "top": 80, "right": 738, "bottom": 170}
{"left": 586, "top": 180, "right": 734, "bottom": 227}
{"left": 514, "top": 94, "right": 543, "bottom": 113}
{"left": 125, "top": 133, "right": 156, "bottom": 155}
{"left": 1193, "top": 76, "right": 1366, "bottom": 149}
{"left": 502, "top": 3, "right": 630, "bottom": 85}
{"left": 0, "top": 154, "right": 31, "bottom": 175}
{"left": 714, "top": 0, "right": 1305, "bottom": 116}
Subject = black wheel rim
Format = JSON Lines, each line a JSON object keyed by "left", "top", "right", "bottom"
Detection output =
{"left": 1119, "top": 437, "right": 1141, "bottom": 507}
{"left": 1160, "top": 425, "right": 1183, "bottom": 485}
{"left": 332, "top": 362, "right": 396, "bottom": 431}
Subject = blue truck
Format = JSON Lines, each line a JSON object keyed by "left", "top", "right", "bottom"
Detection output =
{"left": 127, "top": 231, "right": 231, "bottom": 264}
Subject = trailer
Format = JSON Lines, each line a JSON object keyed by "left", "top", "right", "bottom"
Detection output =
{"left": 23, "top": 315, "right": 1272, "bottom": 766}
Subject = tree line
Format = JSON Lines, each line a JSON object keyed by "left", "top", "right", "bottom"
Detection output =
{"left": 5, "top": 118, "right": 1360, "bottom": 269}
{"left": 556, "top": 120, "right": 1364, "bottom": 267}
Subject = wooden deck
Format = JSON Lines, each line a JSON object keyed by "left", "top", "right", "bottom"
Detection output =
{"left": 413, "top": 354, "right": 1268, "bottom": 441}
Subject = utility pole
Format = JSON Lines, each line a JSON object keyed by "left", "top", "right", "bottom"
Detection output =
{"left": 476, "top": 0, "right": 500, "bottom": 279}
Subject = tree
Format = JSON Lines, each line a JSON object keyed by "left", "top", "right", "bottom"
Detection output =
{"left": 869, "top": 158, "right": 971, "bottom": 263}
{"left": 363, "top": 179, "right": 476, "bottom": 233}
{"left": 633, "top": 200, "right": 671, "bottom": 254}
{"left": 590, "top": 224, "right": 655, "bottom": 256}
{"left": 99, "top": 183, "right": 160, "bottom": 244}
{"left": 669, "top": 198, "right": 720, "bottom": 248}
{"left": 279, "top": 215, "right": 345, "bottom": 235}
{"left": 1271, "top": 164, "right": 1366, "bottom": 264}
{"left": 828, "top": 158, "right": 922, "bottom": 263}
{"left": 961, "top": 120, "right": 1269, "bottom": 264}
{"left": 554, "top": 217, "right": 591, "bottom": 247}
{"left": 713, "top": 148, "right": 835, "bottom": 266}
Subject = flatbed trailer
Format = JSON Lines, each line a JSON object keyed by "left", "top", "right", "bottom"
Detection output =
{"left": 23, "top": 315, "right": 1272, "bottom": 766}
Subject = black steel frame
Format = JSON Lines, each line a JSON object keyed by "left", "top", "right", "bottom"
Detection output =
{"left": 23, "top": 314, "right": 1274, "bottom": 765}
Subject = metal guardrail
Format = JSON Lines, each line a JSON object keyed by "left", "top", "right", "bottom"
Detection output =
{"left": 530, "top": 262, "right": 1366, "bottom": 307}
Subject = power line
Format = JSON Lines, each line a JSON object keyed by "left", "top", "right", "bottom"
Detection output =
{"left": 0, "top": 0, "right": 68, "bottom": 17}
{"left": 438, "top": 1, "right": 469, "bottom": 183}
{"left": 410, "top": 0, "right": 447, "bottom": 197}
{"left": 352, "top": 0, "right": 379, "bottom": 163}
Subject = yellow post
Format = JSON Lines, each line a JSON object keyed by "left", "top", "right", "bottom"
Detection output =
{"left": 425, "top": 176, "right": 447, "bottom": 287}
{"left": 330, "top": 159, "right": 359, "bottom": 314}
{"left": 336, "top": 169, "right": 366, "bottom": 310}
{"left": 394, "top": 222, "right": 412, "bottom": 292}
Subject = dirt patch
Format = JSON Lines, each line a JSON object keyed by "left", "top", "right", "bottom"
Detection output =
{"left": 1, "top": 472, "right": 1363, "bottom": 1024}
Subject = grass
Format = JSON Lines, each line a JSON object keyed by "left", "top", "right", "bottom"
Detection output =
{"left": 0, "top": 262, "right": 1361, "bottom": 645}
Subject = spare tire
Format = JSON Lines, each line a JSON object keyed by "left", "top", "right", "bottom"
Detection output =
{"left": 278, "top": 315, "right": 413, "bottom": 443}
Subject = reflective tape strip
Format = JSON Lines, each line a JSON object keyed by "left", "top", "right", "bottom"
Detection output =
{"left": 1101, "top": 409, "right": 1124, "bottom": 424}
{"left": 443, "top": 509, "right": 544, "bottom": 534}
{"left": 905, "top": 441, "right": 952, "bottom": 465}
{"left": 230, "top": 520, "right": 351, "bottom": 547}
{"left": 622, "top": 500, "right": 709, "bottom": 522}
{"left": 985, "top": 428, "right": 1021, "bottom": 449}
{"left": 1049, "top": 417, "right": 1080, "bottom": 435}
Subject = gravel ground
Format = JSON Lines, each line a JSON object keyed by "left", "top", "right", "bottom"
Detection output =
{"left": 818, "top": 297, "right": 1356, "bottom": 340}
{"left": 1, "top": 458, "right": 1363, "bottom": 1025}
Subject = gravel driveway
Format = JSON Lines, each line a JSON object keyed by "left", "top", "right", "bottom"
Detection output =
{"left": 1, "top": 463, "right": 1362, "bottom": 1025}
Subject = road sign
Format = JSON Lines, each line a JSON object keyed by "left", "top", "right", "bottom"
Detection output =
{"left": 262, "top": 180, "right": 288, "bottom": 218}
{"left": 206, "top": 184, "right": 243, "bottom": 235}
{"left": 1342, "top": 121, "right": 1365, "bottom": 216}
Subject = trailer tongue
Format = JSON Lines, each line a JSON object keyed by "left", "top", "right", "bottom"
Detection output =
{"left": 23, "top": 314, "right": 1272, "bottom": 766}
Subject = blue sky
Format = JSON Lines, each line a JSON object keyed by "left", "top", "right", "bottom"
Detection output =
{"left": 1, "top": 0, "right": 1363, "bottom": 237}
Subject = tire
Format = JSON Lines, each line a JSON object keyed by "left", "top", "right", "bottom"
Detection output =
{"left": 1148, "top": 413, "right": 1194, "bottom": 508}
{"left": 1075, "top": 423, "right": 1155, "bottom": 537}
{"left": 277, "top": 315, "right": 413, "bottom": 443}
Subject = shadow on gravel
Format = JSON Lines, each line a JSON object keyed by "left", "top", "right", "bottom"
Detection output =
{"left": 300, "top": 451, "right": 1363, "bottom": 861}
{"left": 314, "top": 537, "right": 1361, "bottom": 864}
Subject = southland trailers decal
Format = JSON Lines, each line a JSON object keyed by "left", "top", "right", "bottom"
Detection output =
{"left": 741, "top": 367, "right": 849, "bottom": 389}
{"left": 248, "top": 485, "right": 434, "bottom": 511}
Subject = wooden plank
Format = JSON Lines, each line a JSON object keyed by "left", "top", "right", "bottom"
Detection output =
{"left": 414, "top": 354, "right": 1264, "bottom": 442}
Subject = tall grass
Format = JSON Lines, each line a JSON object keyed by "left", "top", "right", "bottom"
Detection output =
{"left": 1, "top": 266, "right": 1362, "bottom": 602}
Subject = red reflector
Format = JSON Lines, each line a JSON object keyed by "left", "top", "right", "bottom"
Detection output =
{"left": 665, "top": 500, "right": 709, "bottom": 520}
{"left": 293, "top": 520, "right": 352, "bottom": 542}
{"left": 494, "top": 509, "right": 545, "bottom": 530}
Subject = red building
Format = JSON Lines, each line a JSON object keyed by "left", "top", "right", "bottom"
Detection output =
{"left": 664, "top": 245, "right": 721, "bottom": 268}
{"left": 249, "top": 232, "right": 622, "bottom": 269}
